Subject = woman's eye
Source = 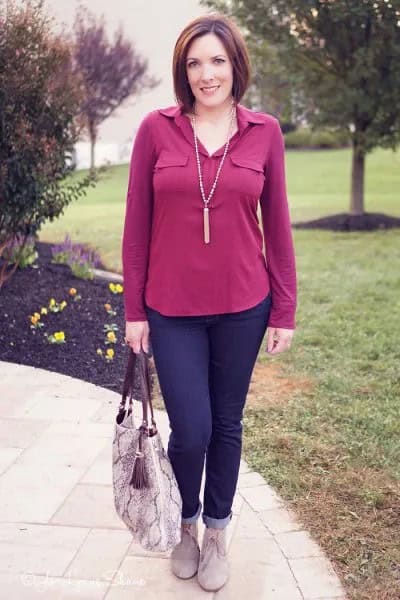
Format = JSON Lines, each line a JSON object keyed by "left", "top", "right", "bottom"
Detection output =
{"left": 188, "top": 62, "right": 197, "bottom": 68}
{"left": 215, "top": 58, "right": 225, "bottom": 64}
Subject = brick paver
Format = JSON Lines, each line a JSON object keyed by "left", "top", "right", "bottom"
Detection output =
{"left": 0, "top": 361, "right": 347, "bottom": 599}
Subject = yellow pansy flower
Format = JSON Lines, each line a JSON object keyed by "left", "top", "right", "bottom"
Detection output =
{"left": 107, "top": 331, "right": 116, "bottom": 343}
{"left": 69, "top": 288, "right": 77, "bottom": 296}
{"left": 109, "top": 282, "right": 123, "bottom": 294}
{"left": 96, "top": 348, "right": 103, "bottom": 355}
{"left": 40, "top": 307, "right": 48, "bottom": 315}
{"left": 54, "top": 331, "right": 65, "bottom": 342}
{"left": 106, "top": 348, "right": 114, "bottom": 359}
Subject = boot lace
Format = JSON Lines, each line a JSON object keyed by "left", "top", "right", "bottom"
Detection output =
{"left": 182, "top": 522, "right": 197, "bottom": 543}
{"left": 202, "top": 527, "right": 226, "bottom": 559}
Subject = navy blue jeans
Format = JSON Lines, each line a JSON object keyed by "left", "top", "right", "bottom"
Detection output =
{"left": 145, "top": 293, "right": 272, "bottom": 529}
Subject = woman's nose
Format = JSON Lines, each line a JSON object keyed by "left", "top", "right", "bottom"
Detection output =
{"left": 200, "top": 64, "right": 215, "bottom": 81}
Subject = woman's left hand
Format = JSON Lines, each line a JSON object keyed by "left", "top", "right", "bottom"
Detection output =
{"left": 266, "top": 327, "right": 294, "bottom": 355}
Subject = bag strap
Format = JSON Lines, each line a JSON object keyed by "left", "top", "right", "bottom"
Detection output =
{"left": 119, "top": 348, "right": 157, "bottom": 433}
{"left": 136, "top": 349, "right": 156, "bottom": 430}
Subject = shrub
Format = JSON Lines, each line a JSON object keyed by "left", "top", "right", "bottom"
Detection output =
{"left": 51, "top": 234, "right": 75, "bottom": 265}
{"left": 3, "top": 234, "right": 38, "bottom": 268}
{"left": 0, "top": 0, "right": 100, "bottom": 288}
{"left": 284, "top": 127, "right": 350, "bottom": 149}
{"left": 51, "top": 235, "right": 101, "bottom": 280}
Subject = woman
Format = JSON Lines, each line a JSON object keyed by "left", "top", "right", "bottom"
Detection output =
{"left": 122, "top": 13, "right": 297, "bottom": 593}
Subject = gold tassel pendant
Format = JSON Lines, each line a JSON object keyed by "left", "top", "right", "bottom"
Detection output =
{"left": 203, "top": 207, "right": 210, "bottom": 244}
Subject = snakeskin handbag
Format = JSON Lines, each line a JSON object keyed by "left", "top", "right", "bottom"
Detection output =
{"left": 112, "top": 348, "right": 182, "bottom": 552}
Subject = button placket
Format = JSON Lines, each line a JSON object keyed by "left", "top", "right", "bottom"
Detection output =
{"left": 202, "top": 155, "right": 219, "bottom": 201}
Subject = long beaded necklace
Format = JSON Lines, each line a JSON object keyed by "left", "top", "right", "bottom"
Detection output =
{"left": 190, "top": 101, "right": 237, "bottom": 244}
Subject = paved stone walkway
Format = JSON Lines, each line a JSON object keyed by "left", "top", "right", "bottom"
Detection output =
{"left": 0, "top": 361, "right": 347, "bottom": 599}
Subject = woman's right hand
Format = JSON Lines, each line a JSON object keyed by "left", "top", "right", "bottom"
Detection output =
{"left": 125, "top": 321, "right": 150, "bottom": 354}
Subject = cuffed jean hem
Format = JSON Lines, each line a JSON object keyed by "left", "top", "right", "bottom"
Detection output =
{"left": 202, "top": 511, "right": 233, "bottom": 529}
{"left": 181, "top": 500, "right": 202, "bottom": 525}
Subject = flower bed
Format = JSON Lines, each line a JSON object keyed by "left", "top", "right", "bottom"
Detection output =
{"left": 0, "top": 242, "right": 129, "bottom": 393}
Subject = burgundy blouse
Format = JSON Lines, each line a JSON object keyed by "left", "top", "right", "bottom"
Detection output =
{"left": 122, "top": 103, "right": 297, "bottom": 329}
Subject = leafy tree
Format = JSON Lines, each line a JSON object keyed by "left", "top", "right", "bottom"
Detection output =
{"left": 0, "top": 0, "right": 98, "bottom": 288}
{"left": 202, "top": 0, "right": 400, "bottom": 216}
{"left": 243, "top": 37, "right": 307, "bottom": 130}
{"left": 73, "top": 6, "right": 160, "bottom": 170}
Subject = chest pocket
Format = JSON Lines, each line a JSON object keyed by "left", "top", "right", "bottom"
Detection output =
{"left": 153, "top": 151, "right": 189, "bottom": 193}
{"left": 228, "top": 155, "right": 265, "bottom": 198}
{"left": 154, "top": 151, "right": 189, "bottom": 169}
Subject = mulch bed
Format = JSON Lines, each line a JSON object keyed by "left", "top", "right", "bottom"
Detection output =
{"left": 293, "top": 211, "right": 400, "bottom": 231}
{"left": 0, "top": 241, "right": 130, "bottom": 394}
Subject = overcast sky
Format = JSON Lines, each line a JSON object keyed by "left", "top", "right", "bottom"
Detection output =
{"left": 45, "top": 0, "right": 206, "bottom": 144}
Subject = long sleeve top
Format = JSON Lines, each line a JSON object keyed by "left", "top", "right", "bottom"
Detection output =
{"left": 122, "top": 103, "right": 297, "bottom": 329}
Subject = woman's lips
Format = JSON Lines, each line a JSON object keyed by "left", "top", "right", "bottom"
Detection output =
{"left": 200, "top": 85, "right": 220, "bottom": 95}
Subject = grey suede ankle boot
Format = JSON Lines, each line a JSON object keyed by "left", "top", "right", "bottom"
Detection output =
{"left": 170, "top": 521, "right": 200, "bottom": 579}
{"left": 197, "top": 525, "right": 229, "bottom": 592}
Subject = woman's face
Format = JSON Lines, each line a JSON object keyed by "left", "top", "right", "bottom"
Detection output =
{"left": 185, "top": 33, "right": 234, "bottom": 111}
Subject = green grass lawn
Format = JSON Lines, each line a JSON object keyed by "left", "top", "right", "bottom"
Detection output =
{"left": 245, "top": 228, "right": 400, "bottom": 599}
{"left": 39, "top": 147, "right": 400, "bottom": 599}
{"left": 286, "top": 146, "right": 400, "bottom": 221}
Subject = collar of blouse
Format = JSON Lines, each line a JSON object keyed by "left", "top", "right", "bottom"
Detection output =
{"left": 159, "top": 103, "right": 265, "bottom": 158}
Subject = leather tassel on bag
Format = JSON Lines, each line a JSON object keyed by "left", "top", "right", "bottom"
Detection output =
{"left": 130, "top": 427, "right": 150, "bottom": 489}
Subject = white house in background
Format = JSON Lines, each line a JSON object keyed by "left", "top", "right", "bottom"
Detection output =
{"left": 73, "top": 139, "right": 134, "bottom": 170}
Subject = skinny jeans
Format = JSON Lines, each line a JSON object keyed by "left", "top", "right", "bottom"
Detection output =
{"left": 145, "top": 293, "right": 271, "bottom": 529}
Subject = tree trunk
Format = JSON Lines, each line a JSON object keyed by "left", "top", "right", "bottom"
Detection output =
{"left": 350, "top": 143, "right": 365, "bottom": 215}
{"left": 89, "top": 121, "right": 97, "bottom": 171}
{"left": 90, "top": 135, "right": 96, "bottom": 170}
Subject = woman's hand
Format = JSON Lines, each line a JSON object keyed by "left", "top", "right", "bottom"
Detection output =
{"left": 266, "top": 327, "right": 294, "bottom": 355}
{"left": 125, "top": 321, "right": 150, "bottom": 354}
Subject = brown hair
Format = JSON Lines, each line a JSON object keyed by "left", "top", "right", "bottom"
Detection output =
{"left": 173, "top": 14, "right": 251, "bottom": 113}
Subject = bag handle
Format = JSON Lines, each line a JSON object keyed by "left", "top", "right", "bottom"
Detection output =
{"left": 118, "top": 348, "right": 157, "bottom": 489}
{"left": 119, "top": 348, "right": 157, "bottom": 434}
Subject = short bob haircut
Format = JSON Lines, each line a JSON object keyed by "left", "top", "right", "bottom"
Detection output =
{"left": 173, "top": 14, "right": 251, "bottom": 114}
